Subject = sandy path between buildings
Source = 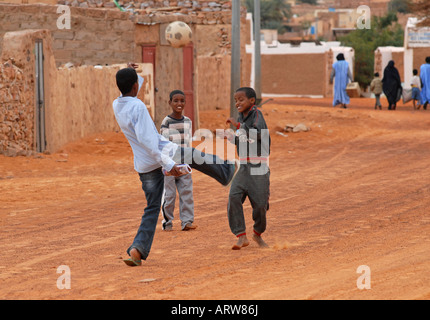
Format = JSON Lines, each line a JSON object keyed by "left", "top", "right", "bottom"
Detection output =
{"left": 1, "top": 98, "right": 429, "bottom": 300}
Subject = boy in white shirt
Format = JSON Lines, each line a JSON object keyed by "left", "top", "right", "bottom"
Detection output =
{"left": 113, "top": 64, "right": 239, "bottom": 266}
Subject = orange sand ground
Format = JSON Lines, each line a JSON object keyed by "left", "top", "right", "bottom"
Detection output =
{"left": 0, "top": 97, "right": 429, "bottom": 300}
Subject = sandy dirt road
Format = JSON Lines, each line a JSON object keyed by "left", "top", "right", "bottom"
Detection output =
{"left": 1, "top": 98, "right": 429, "bottom": 300}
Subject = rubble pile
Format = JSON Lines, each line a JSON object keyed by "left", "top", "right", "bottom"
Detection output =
{"left": 0, "top": 60, "right": 34, "bottom": 156}
{"left": 57, "top": 0, "right": 247, "bottom": 25}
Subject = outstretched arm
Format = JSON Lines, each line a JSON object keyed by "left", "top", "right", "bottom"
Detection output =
{"left": 127, "top": 62, "right": 144, "bottom": 93}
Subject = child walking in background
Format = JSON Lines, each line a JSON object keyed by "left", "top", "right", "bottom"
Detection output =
{"left": 411, "top": 69, "right": 422, "bottom": 110}
{"left": 370, "top": 72, "right": 383, "bottom": 110}
{"left": 224, "top": 87, "right": 271, "bottom": 250}
{"left": 160, "top": 90, "right": 196, "bottom": 231}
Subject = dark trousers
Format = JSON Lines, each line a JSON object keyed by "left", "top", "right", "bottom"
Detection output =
{"left": 127, "top": 147, "right": 235, "bottom": 260}
{"left": 227, "top": 164, "right": 270, "bottom": 236}
{"left": 127, "top": 168, "right": 164, "bottom": 260}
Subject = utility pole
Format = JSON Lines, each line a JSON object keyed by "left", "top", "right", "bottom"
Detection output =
{"left": 230, "top": 0, "right": 241, "bottom": 123}
{"left": 254, "top": 0, "right": 262, "bottom": 106}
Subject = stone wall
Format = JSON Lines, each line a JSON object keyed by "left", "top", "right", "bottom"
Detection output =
{"left": 0, "top": 29, "right": 52, "bottom": 156}
{"left": 0, "top": 59, "right": 34, "bottom": 156}
{"left": 0, "top": 3, "right": 136, "bottom": 66}
{"left": 57, "top": 0, "right": 234, "bottom": 14}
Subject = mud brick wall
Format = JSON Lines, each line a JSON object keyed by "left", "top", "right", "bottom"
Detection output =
{"left": 413, "top": 48, "right": 430, "bottom": 75}
{"left": 392, "top": 50, "right": 405, "bottom": 83}
{"left": 333, "top": 0, "right": 389, "bottom": 16}
{"left": 261, "top": 53, "right": 329, "bottom": 97}
{"left": 0, "top": 3, "right": 135, "bottom": 66}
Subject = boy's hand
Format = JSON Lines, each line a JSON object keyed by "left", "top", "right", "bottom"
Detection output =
{"left": 127, "top": 62, "right": 138, "bottom": 69}
{"left": 226, "top": 118, "right": 238, "bottom": 128}
{"left": 168, "top": 165, "right": 182, "bottom": 177}
{"left": 224, "top": 129, "right": 236, "bottom": 143}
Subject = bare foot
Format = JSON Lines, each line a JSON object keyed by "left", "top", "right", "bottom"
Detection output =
{"left": 252, "top": 234, "right": 269, "bottom": 248}
{"left": 123, "top": 247, "right": 142, "bottom": 266}
{"left": 130, "top": 248, "right": 141, "bottom": 260}
{"left": 232, "top": 235, "right": 249, "bottom": 250}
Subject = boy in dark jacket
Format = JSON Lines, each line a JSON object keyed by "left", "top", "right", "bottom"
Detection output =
{"left": 225, "top": 87, "right": 271, "bottom": 250}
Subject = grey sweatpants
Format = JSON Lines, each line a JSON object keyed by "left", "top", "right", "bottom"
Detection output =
{"left": 227, "top": 163, "right": 270, "bottom": 237}
{"left": 162, "top": 173, "right": 194, "bottom": 230}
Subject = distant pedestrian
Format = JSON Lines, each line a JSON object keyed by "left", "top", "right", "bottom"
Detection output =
{"left": 330, "top": 53, "right": 353, "bottom": 109}
{"left": 411, "top": 69, "right": 422, "bottom": 110}
{"left": 370, "top": 72, "right": 383, "bottom": 110}
{"left": 420, "top": 56, "right": 430, "bottom": 110}
{"left": 382, "top": 60, "right": 402, "bottom": 110}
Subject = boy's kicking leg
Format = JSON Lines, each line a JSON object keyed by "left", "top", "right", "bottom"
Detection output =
{"left": 173, "top": 147, "right": 239, "bottom": 186}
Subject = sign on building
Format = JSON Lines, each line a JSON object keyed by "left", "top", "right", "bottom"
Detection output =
{"left": 405, "top": 18, "right": 430, "bottom": 48}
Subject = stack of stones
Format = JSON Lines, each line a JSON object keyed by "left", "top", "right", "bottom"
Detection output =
{"left": 57, "top": 0, "right": 232, "bottom": 11}
{"left": 56, "top": 0, "right": 247, "bottom": 25}
{"left": 0, "top": 60, "right": 34, "bottom": 156}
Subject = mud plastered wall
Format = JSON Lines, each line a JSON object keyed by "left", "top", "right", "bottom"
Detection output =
{"left": 0, "top": 29, "right": 153, "bottom": 155}
{"left": 261, "top": 53, "right": 329, "bottom": 97}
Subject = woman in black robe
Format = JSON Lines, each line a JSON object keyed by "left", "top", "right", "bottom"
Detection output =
{"left": 382, "top": 60, "right": 402, "bottom": 110}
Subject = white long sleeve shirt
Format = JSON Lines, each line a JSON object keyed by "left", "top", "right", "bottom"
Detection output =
{"left": 113, "top": 76, "right": 178, "bottom": 173}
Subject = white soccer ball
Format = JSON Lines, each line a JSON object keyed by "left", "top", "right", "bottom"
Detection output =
{"left": 165, "top": 21, "right": 192, "bottom": 48}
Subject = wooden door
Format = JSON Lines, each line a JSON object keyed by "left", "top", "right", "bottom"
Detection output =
{"left": 142, "top": 45, "right": 156, "bottom": 78}
{"left": 35, "top": 39, "right": 46, "bottom": 153}
{"left": 142, "top": 45, "right": 156, "bottom": 118}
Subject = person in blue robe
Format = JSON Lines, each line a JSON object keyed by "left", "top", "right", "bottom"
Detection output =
{"left": 330, "top": 53, "right": 353, "bottom": 108}
{"left": 420, "top": 56, "right": 430, "bottom": 110}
